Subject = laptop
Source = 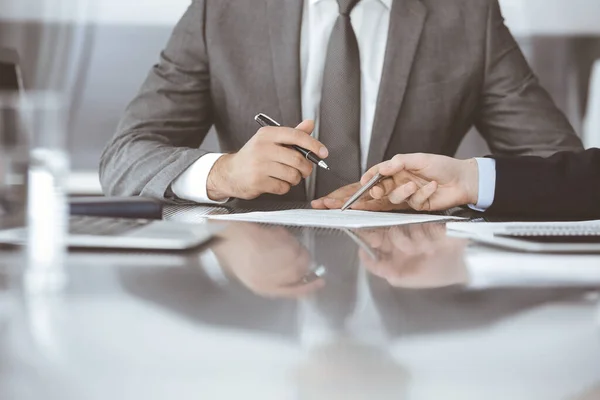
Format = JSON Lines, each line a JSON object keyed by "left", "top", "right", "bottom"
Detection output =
{"left": 0, "top": 48, "right": 221, "bottom": 251}
{"left": 0, "top": 215, "right": 223, "bottom": 251}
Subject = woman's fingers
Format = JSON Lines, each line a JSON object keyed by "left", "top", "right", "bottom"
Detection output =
{"left": 361, "top": 157, "right": 406, "bottom": 185}
{"left": 370, "top": 178, "right": 399, "bottom": 199}
{"left": 387, "top": 182, "right": 418, "bottom": 204}
{"left": 406, "top": 181, "right": 438, "bottom": 211}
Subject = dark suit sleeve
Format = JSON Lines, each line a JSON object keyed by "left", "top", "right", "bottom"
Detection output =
{"left": 474, "top": 0, "right": 583, "bottom": 157}
{"left": 486, "top": 149, "right": 600, "bottom": 218}
{"left": 99, "top": 0, "right": 214, "bottom": 202}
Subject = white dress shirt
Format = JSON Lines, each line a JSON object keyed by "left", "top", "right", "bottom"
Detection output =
{"left": 172, "top": 0, "right": 391, "bottom": 203}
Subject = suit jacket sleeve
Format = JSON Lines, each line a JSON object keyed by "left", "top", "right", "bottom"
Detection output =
{"left": 99, "top": 0, "right": 214, "bottom": 202}
{"left": 474, "top": 0, "right": 583, "bottom": 157}
{"left": 486, "top": 149, "right": 600, "bottom": 218}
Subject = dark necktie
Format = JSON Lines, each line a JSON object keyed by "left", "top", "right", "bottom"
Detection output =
{"left": 315, "top": 0, "right": 362, "bottom": 199}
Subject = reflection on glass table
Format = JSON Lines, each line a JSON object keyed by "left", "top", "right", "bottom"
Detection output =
{"left": 355, "top": 223, "right": 470, "bottom": 289}
{"left": 294, "top": 338, "right": 410, "bottom": 400}
{"left": 208, "top": 223, "right": 325, "bottom": 299}
{"left": 1, "top": 222, "right": 593, "bottom": 400}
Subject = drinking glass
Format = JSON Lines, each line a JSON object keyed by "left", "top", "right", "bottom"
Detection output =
{"left": 0, "top": 93, "right": 28, "bottom": 232}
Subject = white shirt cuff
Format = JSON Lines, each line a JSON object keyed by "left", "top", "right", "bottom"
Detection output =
{"left": 171, "top": 153, "right": 230, "bottom": 204}
{"left": 468, "top": 158, "right": 496, "bottom": 212}
{"left": 200, "top": 250, "right": 229, "bottom": 286}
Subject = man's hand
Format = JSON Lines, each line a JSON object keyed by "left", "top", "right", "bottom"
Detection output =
{"left": 311, "top": 182, "right": 415, "bottom": 211}
{"left": 206, "top": 120, "right": 328, "bottom": 200}
{"left": 312, "top": 182, "right": 360, "bottom": 209}
{"left": 362, "top": 153, "right": 480, "bottom": 211}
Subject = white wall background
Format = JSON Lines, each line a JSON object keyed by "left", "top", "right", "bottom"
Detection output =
{"left": 2, "top": 0, "right": 600, "bottom": 34}
{"left": 0, "top": 0, "right": 189, "bottom": 25}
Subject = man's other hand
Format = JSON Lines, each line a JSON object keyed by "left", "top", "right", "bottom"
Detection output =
{"left": 311, "top": 182, "right": 412, "bottom": 212}
{"left": 206, "top": 120, "right": 328, "bottom": 200}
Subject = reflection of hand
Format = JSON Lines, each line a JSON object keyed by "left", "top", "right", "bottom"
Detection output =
{"left": 212, "top": 223, "right": 324, "bottom": 298}
{"left": 311, "top": 181, "right": 418, "bottom": 212}
{"left": 357, "top": 224, "right": 469, "bottom": 288}
{"left": 361, "top": 153, "right": 479, "bottom": 211}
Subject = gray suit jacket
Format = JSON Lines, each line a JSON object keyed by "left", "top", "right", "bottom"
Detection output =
{"left": 99, "top": 0, "right": 582, "bottom": 203}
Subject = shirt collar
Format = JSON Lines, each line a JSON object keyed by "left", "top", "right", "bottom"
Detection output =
{"left": 309, "top": 0, "right": 392, "bottom": 10}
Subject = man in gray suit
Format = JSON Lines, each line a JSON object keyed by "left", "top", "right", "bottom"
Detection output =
{"left": 100, "top": 0, "right": 582, "bottom": 206}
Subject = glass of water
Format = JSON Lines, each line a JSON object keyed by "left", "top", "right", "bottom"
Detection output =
{"left": 0, "top": 92, "right": 69, "bottom": 293}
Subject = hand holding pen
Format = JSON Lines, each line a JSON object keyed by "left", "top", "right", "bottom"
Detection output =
{"left": 205, "top": 116, "right": 330, "bottom": 201}
{"left": 255, "top": 113, "right": 330, "bottom": 170}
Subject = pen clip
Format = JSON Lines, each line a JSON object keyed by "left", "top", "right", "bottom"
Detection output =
{"left": 255, "top": 113, "right": 281, "bottom": 127}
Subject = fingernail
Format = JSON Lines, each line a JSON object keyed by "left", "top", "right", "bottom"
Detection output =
{"left": 319, "top": 147, "right": 329, "bottom": 158}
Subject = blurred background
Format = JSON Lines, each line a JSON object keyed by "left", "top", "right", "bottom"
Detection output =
{"left": 0, "top": 0, "right": 599, "bottom": 194}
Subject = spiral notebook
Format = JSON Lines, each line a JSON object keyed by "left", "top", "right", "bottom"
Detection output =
{"left": 447, "top": 221, "right": 600, "bottom": 253}
{"left": 498, "top": 224, "right": 600, "bottom": 237}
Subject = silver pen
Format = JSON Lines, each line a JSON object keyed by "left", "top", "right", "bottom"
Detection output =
{"left": 341, "top": 173, "right": 384, "bottom": 211}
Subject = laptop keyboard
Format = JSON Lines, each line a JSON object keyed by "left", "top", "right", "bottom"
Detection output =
{"left": 70, "top": 216, "right": 150, "bottom": 236}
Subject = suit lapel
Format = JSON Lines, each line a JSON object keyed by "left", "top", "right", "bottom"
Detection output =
{"left": 266, "top": 0, "right": 304, "bottom": 126}
{"left": 367, "top": 0, "right": 427, "bottom": 168}
{"left": 266, "top": 0, "right": 306, "bottom": 200}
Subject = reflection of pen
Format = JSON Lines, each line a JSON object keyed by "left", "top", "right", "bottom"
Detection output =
{"left": 286, "top": 265, "right": 327, "bottom": 287}
{"left": 300, "top": 265, "right": 327, "bottom": 284}
{"left": 254, "top": 113, "right": 330, "bottom": 171}
{"left": 342, "top": 228, "right": 379, "bottom": 261}
{"left": 341, "top": 173, "right": 384, "bottom": 211}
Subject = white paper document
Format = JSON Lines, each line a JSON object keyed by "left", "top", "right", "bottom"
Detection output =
{"left": 207, "top": 209, "right": 463, "bottom": 228}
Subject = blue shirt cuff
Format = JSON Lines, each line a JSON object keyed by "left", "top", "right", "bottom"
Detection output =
{"left": 468, "top": 158, "right": 496, "bottom": 212}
